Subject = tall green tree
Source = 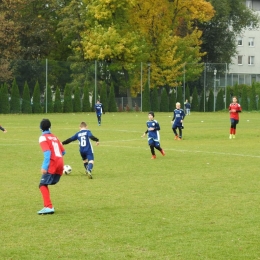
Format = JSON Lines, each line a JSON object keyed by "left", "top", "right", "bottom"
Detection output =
{"left": 185, "top": 86, "right": 190, "bottom": 101}
{"left": 142, "top": 81, "right": 150, "bottom": 112}
{"left": 54, "top": 87, "right": 62, "bottom": 113}
{"left": 226, "top": 87, "right": 231, "bottom": 108}
{"left": 216, "top": 89, "right": 224, "bottom": 111}
{"left": 82, "top": 84, "right": 91, "bottom": 112}
{"left": 91, "top": 94, "right": 95, "bottom": 112}
{"left": 191, "top": 87, "right": 199, "bottom": 112}
{"left": 151, "top": 88, "right": 159, "bottom": 112}
{"left": 100, "top": 82, "right": 108, "bottom": 112}
{"left": 108, "top": 83, "right": 117, "bottom": 112}
{"left": 21, "top": 81, "right": 32, "bottom": 114}
{"left": 176, "top": 86, "right": 183, "bottom": 104}
{"left": 32, "top": 81, "right": 42, "bottom": 113}
{"left": 43, "top": 85, "right": 54, "bottom": 113}
{"left": 73, "top": 87, "right": 81, "bottom": 112}
{"left": 241, "top": 86, "right": 248, "bottom": 111}
{"left": 63, "top": 84, "right": 73, "bottom": 113}
{"left": 208, "top": 89, "right": 214, "bottom": 112}
{"left": 249, "top": 83, "right": 257, "bottom": 111}
{"left": 0, "top": 83, "right": 10, "bottom": 114}
{"left": 160, "top": 88, "right": 169, "bottom": 112}
{"left": 10, "top": 79, "right": 20, "bottom": 113}
{"left": 199, "top": 88, "right": 206, "bottom": 112}
{"left": 169, "top": 89, "right": 176, "bottom": 112}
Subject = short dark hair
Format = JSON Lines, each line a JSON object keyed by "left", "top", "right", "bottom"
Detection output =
{"left": 40, "top": 119, "right": 51, "bottom": 131}
{"left": 148, "top": 111, "right": 155, "bottom": 117}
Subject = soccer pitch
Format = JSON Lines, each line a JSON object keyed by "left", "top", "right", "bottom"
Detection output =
{"left": 1, "top": 112, "right": 260, "bottom": 259}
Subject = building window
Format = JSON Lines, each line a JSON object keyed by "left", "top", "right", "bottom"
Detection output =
{"left": 248, "top": 56, "right": 255, "bottom": 65}
{"left": 238, "top": 55, "right": 243, "bottom": 65}
{"left": 248, "top": 37, "right": 254, "bottom": 46}
{"left": 237, "top": 36, "right": 243, "bottom": 46}
{"left": 246, "top": 0, "right": 253, "bottom": 9}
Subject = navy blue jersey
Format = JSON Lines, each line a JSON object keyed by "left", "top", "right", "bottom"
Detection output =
{"left": 184, "top": 102, "right": 191, "bottom": 109}
{"left": 172, "top": 109, "right": 185, "bottom": 126}
{"left": 70, "top": 129, "right": 96, "bottom": 154}
{"left": 95, "top": 103, "right": 104, "bottom": 115}
{"left": 146, "top": 120, "right": 161, "bottom": 141}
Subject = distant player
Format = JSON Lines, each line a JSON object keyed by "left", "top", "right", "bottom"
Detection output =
{"left": 141, "top": 111, "right": 165, "bottom": 159}
{"left": 171, "top": 102, "right": 185, "bottom": 140}
{"left": 229, "top": 96, "right": 242, "bottom": 139}
{"left": 38, "top": 119, "right": 66, "bottom": 215}
{"left": 0, "top": 125, "right": 7, "bottom": 133}
{"left": 95, "top": 100, "right": 105, "bottom": 126}
{"left": 62, "top": 122, "right": 99, "bottom": 179}
{"left": 184, "top": 99, "right": 191, "bottom": 115}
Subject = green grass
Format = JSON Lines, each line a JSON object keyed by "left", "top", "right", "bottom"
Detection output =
{"left": 1, "top": 112, "right": 260, "bottom": 259}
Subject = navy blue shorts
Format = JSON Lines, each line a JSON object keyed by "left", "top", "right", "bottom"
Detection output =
{"left": 40, "top": 173, "right": 61, "bottom": 185}
{"left": 80, "top": 152, "right": 94, "bottom": 161}
{"left": 230, "top": 118, "right": 239, "bottom": 125}
{"left": 148, "top": 139, "right": 160, "bottom": 147}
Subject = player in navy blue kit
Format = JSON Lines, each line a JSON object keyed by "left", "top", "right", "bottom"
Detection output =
{"left": 62, "top": 122, "right": 99, "bottom": 179}
{"left": 171, "top": 102, "right": 185, "bottom": 140}
{"left": 142, "top": 111, "right": 165, "bottom": 159}
{"left": 95, "top": 100, "right": 105, "bottom": 126}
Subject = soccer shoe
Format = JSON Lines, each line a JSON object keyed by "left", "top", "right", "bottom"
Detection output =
{"left": 174, "top": 135, "right": 179, "bottom": 140}
{"left": 160, "top": 149, "right": 165, "bottom": 156}
{"left": 232, "top": 134, "right": 236, "bottom": 139}
{"left": 229, "top": 134, "right": 232, "bottom": 139}
{"left": 151, "top": 155, "right": 156, "bottom": 159}
{"left": 37, "top": 207, "right": 54, "bottom": 215}
{"left": 86, "top": 170, "right": 93, "bottom": 179}
{"left": 177, "top": 138, "right": 182, "bottom": 140}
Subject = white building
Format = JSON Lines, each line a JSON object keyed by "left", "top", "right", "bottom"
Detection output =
{"left": 228, "top": 0, "right": 260, "bottom": 85}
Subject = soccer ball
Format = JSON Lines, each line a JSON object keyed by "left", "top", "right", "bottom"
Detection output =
{"left": 63, "top": 165, "right": 72, "bottom": 175}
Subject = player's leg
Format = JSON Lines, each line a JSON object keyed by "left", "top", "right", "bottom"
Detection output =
{"left": 177, "top": 126, "right": 182, "bottom": 140}
{"left": 38, "top": 173, "right": 59, "bottom": 214}
{"left": 81, "top": 152, "right": 88, "bottom": 172}
{"left": 233, "top": 120, "right": 239, "bottom": 138}
{"left": 230, "top": 119, "right": 235, "bottom": 139}
{"left": 172, "top": 126, "right": 178, "bottom": 139}
{"left": 97, "top": 114, "right": 101, "bottom": 126}
{"left": 154, "top": 141, "right": 165, "bottom": 156}
{"left": 148, "top": 139, "right": 156, "bottom": 159}
{"left": 86, "top": 154, "right": 94, "bottom": 179}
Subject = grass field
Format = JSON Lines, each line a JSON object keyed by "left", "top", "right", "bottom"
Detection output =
{"left": 1, "top": 111, "right": 260, "bottom": 260}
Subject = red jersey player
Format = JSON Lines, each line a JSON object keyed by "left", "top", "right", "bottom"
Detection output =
{"left": 38, "top": 119, "right": 66, "bottom": 215}
{"left": 228, "top": 96, "right": 242, "bottom": 139}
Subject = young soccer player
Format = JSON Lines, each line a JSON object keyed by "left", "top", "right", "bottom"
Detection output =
{"left": 62, "top": 122, "right": 99, "bottom": 179}
{"left": 0, "top": 125, "right": 7, "bottom": 133}
{"left": 95, "top": 100, "right": 105, "bottom": 126}
{"left": 141, "top": 111, "right": 165, "bottom": 159}
{"left": 38, "top": 119, "right": 66, "bottom": 215}
{"left": 184, "top": 99, "right": 191, "bottom": 115}
{"left": 229, "top": 96, "right": 242, "bottom": 139}
{"left": 171, "top": 102, "right": 185, "bottom": 140}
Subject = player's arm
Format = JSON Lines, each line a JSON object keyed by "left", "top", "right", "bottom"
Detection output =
{"left": 141, "top": 130, "right": 148, "bottom": 137}
{"left": 62, "top": 134, "right": 77, "bottom": 145}
{"left": 102, "top": 105, "right": 105, "bottom": 114}
{"left": 41, "top": 150, "right": 51, "bottom": 173}
{"left": 89, "top": 135, "right": 99, "bottom": 143}
{"left": 154, "top": 122, "right": 160, "bottom": 131}
{"left": 172, "top": 111, "right": 176, "bottom": 121}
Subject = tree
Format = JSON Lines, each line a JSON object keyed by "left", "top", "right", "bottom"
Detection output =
{"left": 226, "top": 87, "right": 231, "bottom": 108}
{"left": 0, "top": 83, "right": 10, "bottom": 114}
{"left": 176, "top": 86, "right": 183, "bottom": 104}
{"left": 10, "top": 79, "right": 20, "bottom": 113}
{"left": 199, "top": 88, "right": 206, "bottom": 112}
{"left": 216, "top": 89, "right": 224, "bottom": 111}
{"left": 82, "top": 84, "right": 91, "bottom": 112}
{"left": 208, "top": 89, "right": 214, "bottom": 112}
{"left": 199, "top": 0, "right": 259, "bottom": 64}
{"left": 241, "top": 86, "right": 248, "bottom": 111}
{"left": 100, "top": 83, "right": 108, "bottom": 112}
{"left": 43, "top": 85, "right": 54, "bottom": 113}
{"left": 63, "top": 84, "right": 73, "bottom": 113}
{"left": 54, "top": 87, "right": 62, "bottom": 113}
{"left": 151, "top": 88, "right": 159, "bottom": 112}
{"left": 160, "top": 88, "right": 169, "bottom": 112}
{"left": 21, "top": 81, "right": 32, "bottom": 114}
{"left": 32, "top": 81, "right": 42, "bottom": 113}
{"left": 91, "top": 94, "right": 95, "bottom": 112}
{"left": 73, "top": 87, "right": 81, "bottom": 112}
{"left": 249, "top": 83, "right": 257, "bottom": 111}
{"left": 185, "top": 86, "right": 190, "bottom": 101}
{"left": 108, "top": 83, "right": 117, "bottom": 112}
{"left": 191, "top": 87, "right": 199, "bottom": 112}
{"left": 169, "top": 90, "right": 176, "bottom": 112}
{"left": 142, "top": 81, "right": 150, "bottom": 112}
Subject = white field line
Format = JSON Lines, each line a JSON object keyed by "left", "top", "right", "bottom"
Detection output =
{"left": 1, "top": 137, "right": 260, "bottom": 159}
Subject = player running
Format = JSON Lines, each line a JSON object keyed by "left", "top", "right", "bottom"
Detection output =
{"left": 62, "top": 122, "right": 99, "bottom": 179}
{"left": 95, "top": 100, "right": 105, "bottom": 126}
{"left": 171, "top": 102, "right": 185, "bottom": 140}
{"left": 229, "top": 96, "right": 242, "bottom": 139}
{"left": 142, "top": 111, "right": 165, "bottom": 159}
